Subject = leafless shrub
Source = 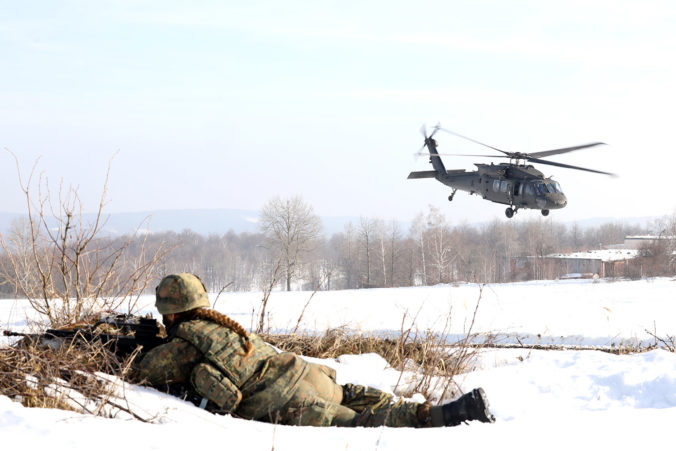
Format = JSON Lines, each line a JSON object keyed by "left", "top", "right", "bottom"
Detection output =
{"left": 291, "top": 270, "right": 331, "bottom": 335}
{"left": 0, "top": 152, "right": 169, "bottom": 327}
{"left": 256, "top": 257, "right": 283, "bottom": 333}
{"left": 645, "top": 328, "right": 676, "bottom": 353}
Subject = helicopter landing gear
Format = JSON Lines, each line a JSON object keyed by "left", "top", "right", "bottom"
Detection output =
{"left": 448, "top": 189, "right": 457, "bottom": 202}
{"left": 541, "top": 209, "right": 550, "bottom": 217}
{"left": 505, "top": 207, "right": 516, "bottom": 219}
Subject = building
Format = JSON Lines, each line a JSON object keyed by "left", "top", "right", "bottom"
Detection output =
{"left": 543, "top": 249, "right": 639, "bottom": 278}
{"left": 510, "top": 246, "right": 640, "bottom": 280}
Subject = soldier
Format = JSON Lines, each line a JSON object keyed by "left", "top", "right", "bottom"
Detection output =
{"left": 136, "top": 273, "right": 495, "bottom": 427}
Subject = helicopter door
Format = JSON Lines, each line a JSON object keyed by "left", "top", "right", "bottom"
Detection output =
{"left": 514, "top": 182, "right": 522, "bottom": 197}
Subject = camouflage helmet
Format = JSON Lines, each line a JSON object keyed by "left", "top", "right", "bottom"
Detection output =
{"left": 155, "top": 273, "right": 210, "bottom": 315}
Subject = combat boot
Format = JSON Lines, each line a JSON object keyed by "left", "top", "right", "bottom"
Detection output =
{"left": 430, "top": 388, "right": 495, "bottom": 427}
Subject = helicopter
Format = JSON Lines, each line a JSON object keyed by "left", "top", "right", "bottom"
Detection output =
{"left": 408, "top": 125, "right": 615, "bottom": 218}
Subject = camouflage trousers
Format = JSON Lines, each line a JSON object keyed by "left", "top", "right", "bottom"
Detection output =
{"left": 267, "top": 363, "right": 423, "bottom": 427}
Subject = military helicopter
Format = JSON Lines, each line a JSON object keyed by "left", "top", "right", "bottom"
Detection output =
{"left": 408, "top": 125, "right": 615, "bottom": 218}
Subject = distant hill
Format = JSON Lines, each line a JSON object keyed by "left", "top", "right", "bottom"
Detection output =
{"left": 101, "top": 209, "right": 262, "bottom": 236}
{"left": 0, "top": 209, "right": 365, "bottom": 237}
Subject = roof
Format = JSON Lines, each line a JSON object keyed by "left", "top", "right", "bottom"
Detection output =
{"left": 625, "top": 235, "right": 676, "bottom": 240}
{"left": 546, "top": 249, "right": 639, "bottom": 262}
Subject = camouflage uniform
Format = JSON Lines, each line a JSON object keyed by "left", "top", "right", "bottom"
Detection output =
{"left": 137, "top": 318, "right": 424, "bottom": 427}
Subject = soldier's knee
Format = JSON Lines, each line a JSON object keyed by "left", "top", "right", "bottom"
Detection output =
{"left": 277, "top": 402, "right": 356, "bottom": 427}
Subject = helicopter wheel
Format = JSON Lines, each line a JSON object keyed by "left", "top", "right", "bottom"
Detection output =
{"left": 448, "top": 189, "right": 457, "bottom": 202}
{"left": 541, "top": 209, "right": 550, "bottom": 216}
{"left": 505, "top": 207, "right": 514, "bottom": 219}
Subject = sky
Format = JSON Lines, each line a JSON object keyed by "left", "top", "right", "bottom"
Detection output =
{"left": 2, "top": 1, "right": 676, "bottom": 226}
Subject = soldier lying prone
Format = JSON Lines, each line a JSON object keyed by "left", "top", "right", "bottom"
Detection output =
{"left": 135, "top": 273, "right": 496, "bottom": 427}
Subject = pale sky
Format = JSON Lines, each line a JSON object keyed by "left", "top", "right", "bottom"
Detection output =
{"left": 2, "top": 1, "right": 675, "bottom": 225}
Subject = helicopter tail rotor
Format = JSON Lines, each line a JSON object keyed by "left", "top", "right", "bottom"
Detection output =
{"left": 417, "top": 124, "right": 442, "bottom": 155}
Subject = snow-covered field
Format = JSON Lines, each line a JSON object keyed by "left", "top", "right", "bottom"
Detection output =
{"left": 2, "top": 278, "right": 676, "bottom": 450}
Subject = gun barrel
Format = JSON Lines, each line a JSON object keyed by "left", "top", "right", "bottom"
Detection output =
{"left": 2, "top": 330, "right": 30, "bottom": 337}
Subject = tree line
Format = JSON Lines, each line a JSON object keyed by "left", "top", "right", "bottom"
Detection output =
{"left": 157, "top": 200, "right": 675, "bottom": 291}
{"left": 1, "top": 195, "right": 674, "bottom": 298}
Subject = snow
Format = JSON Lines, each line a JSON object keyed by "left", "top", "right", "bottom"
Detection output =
{"left": 2, "top": 278, "right": 676, "bottom": 450}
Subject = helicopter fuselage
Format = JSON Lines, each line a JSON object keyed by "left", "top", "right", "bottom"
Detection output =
{"left": 435, "top": 162, "right": 567, "bottom": 212}
{"left": 409, "top": 126, "right": 611, "bottom": 218}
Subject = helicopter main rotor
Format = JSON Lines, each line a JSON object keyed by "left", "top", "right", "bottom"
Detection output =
{"left": 418, "top": 125, "right": 616, "bottom": 177}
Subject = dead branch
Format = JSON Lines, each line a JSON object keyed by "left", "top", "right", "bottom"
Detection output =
{"left": 291, "top": 270, "right": 331, "bottom": 335}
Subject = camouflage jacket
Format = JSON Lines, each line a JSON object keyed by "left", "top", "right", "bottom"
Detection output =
{"left": 136, "top": 319, "right": 310, "bottom": 419}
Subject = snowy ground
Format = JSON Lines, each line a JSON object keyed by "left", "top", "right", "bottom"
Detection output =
{"left": 2, "top": 278, "right": 675, "bottom": 450}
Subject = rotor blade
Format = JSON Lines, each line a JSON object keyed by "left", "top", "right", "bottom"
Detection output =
{"left": 527, "top": 157, "right": 617, "bottom": 176}
{"left": 430, "top": 123, "right": 443, "bottom": 139}
{"left": 414, "top": 152, "right": 505, "bottom": 158}
{"left": 416, "top": 125, "right": 428, "bottom": 153}
{"left": 437, "top": 127, "right": 510, "bottom": 155}
{"left": 529, "top": 142, "right": 606, "bottom": 158}
{"left": 428, "top": 125, "right": 441, "bottom": 140}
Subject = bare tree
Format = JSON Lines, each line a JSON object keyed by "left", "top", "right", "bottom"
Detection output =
{"left": 425, "top": 206, "right": 453, "bottom": 284}
{"left": 259, "top": 196, "right": 322, "bottom": 291}
{"left": 410, "top": 212, "right": 427, "bottom": 286}
{"left": 376, "top": 220, "right": 386, "bottom": 286}
{"left": 667, "top": 213, "right": 676, "bottom": 274}
{"left": 358, "top": 216, "right": 376, "bottom": 287}
{"left": 387, "top": 219, "right": 403, "bottom": 287}
{"left": 328, "top": 222, "right": 359, "bottom": 289}
{"left": 0, "top": 218, "right": 39, "bottom": 297}
{"left": 639, "top": 212, "right": 676, "bottom": 277}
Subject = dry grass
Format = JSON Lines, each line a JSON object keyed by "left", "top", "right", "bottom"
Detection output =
{"left": 262, "top": 327, "right": 494, "bottom": 402}
{"left": 262, "top": 329, "right": 475, "bottom": 372}
{"left": 262, "top": 287, "right": 494, "bottom": 402}
{"left": 0, "top": 335, "right": 142, "bottom": 418}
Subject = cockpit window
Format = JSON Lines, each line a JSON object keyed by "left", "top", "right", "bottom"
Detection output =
{"left": 544, "top": 182, "right": 564, "bottom": 194}
{"left": 525, "top": 184, "right": 534, "bottom": 196}
{"left": 536, "top": 183, "right": 547, "bottom": 195}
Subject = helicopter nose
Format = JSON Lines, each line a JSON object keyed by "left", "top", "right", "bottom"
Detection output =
{"left": 552, "top": 196, "right": 567, "bottom": 208}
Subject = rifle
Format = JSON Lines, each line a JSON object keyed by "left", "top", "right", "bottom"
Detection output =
{"left": 2, "top": 312, "right": 167, "bottom": 359}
